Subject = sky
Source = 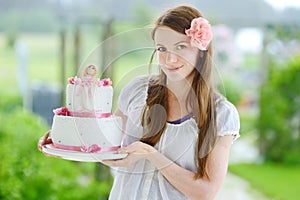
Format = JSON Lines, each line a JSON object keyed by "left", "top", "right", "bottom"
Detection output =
{"left": 265, "top": 0, "right": 300, "bottom": 10}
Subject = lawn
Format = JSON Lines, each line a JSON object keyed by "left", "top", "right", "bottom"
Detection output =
{"left": 0, "top": 33, "right": 60, "bottom": 95}
{"left": 0, "top": 26, "right": 154, "bottom": 96}
{"left": 229, "top": 163, "right": 300, "bottom": 200}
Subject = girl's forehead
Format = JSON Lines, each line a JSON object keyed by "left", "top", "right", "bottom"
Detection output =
{"left": 154, "top": 26, "right": 189, "bottom": 44}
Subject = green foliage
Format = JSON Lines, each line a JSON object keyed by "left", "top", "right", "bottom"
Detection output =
{"left": 0, "top": 98, "right": 112, "bottom": 199}
{"left": 218, "top": 78, "right": 242, "bottom": 106}
{"left": 5, "top": 28, "right": 18, "bottom": 48}
{"left": 0, "top": 94, "right": 22, "bottom": 112}
{"left": 239, "top": 112, "right": 257, "bottom": 136}
{"left": 258, "top": 55, "right": 300, "bottom": 164}
{"left": 269, "top": 24, "right": 300, "bottom": 41}
{"left": 229, "top": 163, "right": 300, "bottom": 200}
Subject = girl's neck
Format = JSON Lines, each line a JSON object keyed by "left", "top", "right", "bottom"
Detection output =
{"left": 166, "top": 78, "right": 192, "bottom": 102}
{"left": 166, "top": 78, "right": 193, "bottom": 121}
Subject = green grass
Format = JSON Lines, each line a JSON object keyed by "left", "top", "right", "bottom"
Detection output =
{"left": 229, "top": 163, "right": 300, "bottom": 200}
{"left": 0, "top": 33, "right": 59, "bottom": 95}
{"left": 0, "top": 27, "right": 153, "bottom": 95}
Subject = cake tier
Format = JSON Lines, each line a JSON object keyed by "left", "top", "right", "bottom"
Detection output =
{"left": 51, "top": 115, "right": 122, "bottom": 152}
{"left": 66, "top": 84, "right": 113, "bottom": 114}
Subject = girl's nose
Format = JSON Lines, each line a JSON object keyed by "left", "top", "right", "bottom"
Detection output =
{"left": 166, "top": 51, "right": 178, "bottom": 63}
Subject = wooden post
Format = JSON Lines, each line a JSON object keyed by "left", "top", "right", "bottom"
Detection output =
{"left": 100, "top": 18, "right": 115, "bottom": 78}
{"left": 95, "top": 163, "right": 113, "bottom": 183}
{"left": 260, "top": 24, "right": 274, "bottom": 84}
{"left": 59, "top": 28, "right": 66, "bottom": 106}
{"left": 74, "top": 25, "right": 80, "bottom": 75}
{"left": 258, "top": 24, "right": 272, "bottom": 159}
{"left": 96, "top": 19, "right": 115, "bottom": 182}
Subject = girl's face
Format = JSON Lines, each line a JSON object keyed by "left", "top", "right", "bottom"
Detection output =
{"left": 154, "top": 26, "right": 199, "bottom": 82}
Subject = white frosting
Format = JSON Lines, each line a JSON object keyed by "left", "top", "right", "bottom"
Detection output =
{"left": 51, "top": 115, "right": 122, "bottom": 147}
{"left": 66, "top": 84, "right": 113, "bottom": 114}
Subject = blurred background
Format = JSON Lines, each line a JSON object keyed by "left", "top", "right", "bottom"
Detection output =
{"left": 0, "top": 0, "right": 299, "bottom": 199}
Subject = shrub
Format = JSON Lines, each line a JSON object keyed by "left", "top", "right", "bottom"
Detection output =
{"left": 0, "top": 94, "right": 22, "bottom": 112}
{"left": 0, "top": 106, "right": 112, "bottom": 199}
{"left": 258, "top": 55, "right": 300, "bottom": 164}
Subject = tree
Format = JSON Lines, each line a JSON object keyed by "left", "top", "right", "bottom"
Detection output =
{"left": 258, "top": 55, "right": 300, "bottom": 164}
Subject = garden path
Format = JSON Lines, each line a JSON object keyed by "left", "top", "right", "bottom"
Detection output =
{"left": 216, "top": 135, "right": 270, "bottom": 200}
{"left": 216, "top": 172, "right": 269, "bottom": 200}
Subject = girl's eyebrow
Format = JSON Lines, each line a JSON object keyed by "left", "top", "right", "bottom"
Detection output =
{"left": 156, "top": 41, "right": 188, "bottom": 46}
{"left": 174, "top": 41, "right": 188, "bottom": 45}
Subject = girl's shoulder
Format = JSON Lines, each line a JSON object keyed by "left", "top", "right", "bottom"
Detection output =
{"left": 117, "top": 75, "right": 154, "bottom": 115}
{"left": 215, "top": 95, "right": 240, "bottom": 140}
{"left": 215, "top": 95, "right": 238, "bottom": 113}
{"left": 120, "top": 75, "right": 153, "bottom": 96}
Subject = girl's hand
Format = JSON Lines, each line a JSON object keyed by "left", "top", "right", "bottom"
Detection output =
{"left": 37, "top": 130, "right": 52, "bottom": 151}
{"left": 102, "top": 141, "right": 157, "bottom": 168}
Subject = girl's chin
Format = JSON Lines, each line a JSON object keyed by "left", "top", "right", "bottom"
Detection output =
{"left": 165, "top": 73, "right": 188, "bottom": 82}
{"left": 164, "top": 71, "right": 195, "bottom": 83}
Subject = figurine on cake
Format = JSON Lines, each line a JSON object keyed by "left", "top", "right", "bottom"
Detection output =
{"left": 65, "top": 64, "right": 113, "bottom": 118}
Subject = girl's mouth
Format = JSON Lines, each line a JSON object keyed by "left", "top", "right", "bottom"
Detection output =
{"left": 167, "top": 65, "right": 183, "bottom": 71}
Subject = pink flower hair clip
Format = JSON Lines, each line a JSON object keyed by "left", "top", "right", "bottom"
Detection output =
{"left": 185, "top": 17, "right": 213, "bottom": 51}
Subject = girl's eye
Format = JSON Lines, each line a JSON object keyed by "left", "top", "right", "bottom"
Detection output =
{"left": 177, "top": 44, "right": 186, "bottom": 50}
{"left": 157, "top": 47, "right": 167, "bottom": 52}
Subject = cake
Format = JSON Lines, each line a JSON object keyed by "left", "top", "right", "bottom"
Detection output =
{"left": 50, "top": 65, "right": 123, "bottom": 153}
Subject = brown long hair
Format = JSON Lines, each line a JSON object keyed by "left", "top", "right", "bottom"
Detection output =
{"left": 140, "top": 5, "right": 218, "bottom": 180}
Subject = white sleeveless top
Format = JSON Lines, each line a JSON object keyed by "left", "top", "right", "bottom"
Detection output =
{"left": 109, "top": 75, "right": 240, "bottom": 200}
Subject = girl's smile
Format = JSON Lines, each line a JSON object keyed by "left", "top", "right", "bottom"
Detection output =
{"left": 166, "top": 65, "right": 184, "bottom": 71}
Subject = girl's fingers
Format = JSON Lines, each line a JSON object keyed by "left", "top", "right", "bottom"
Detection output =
{"left": 102, "top": 159, "right": 126, "bottom": 167}
{"left": 117, "top": 147, "right": 129, "bottom": 154}
{"left": 38, "top": 130, "right": 52, "bottom": 151}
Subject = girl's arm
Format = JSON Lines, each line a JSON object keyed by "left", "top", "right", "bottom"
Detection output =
{"left": 147, "top": 135, "right": 233, "bottom": 200}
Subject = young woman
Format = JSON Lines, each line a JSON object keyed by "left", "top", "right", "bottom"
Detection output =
{"left": 39, "top": 5, "right": 240, "bottom": 200}
{"left": 102, "top": 5, "right": 240, "bottom": 200}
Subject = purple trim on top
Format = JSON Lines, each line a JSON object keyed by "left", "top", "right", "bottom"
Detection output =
{"left": 168, "top": 113, "right": 194, "bottom": 124}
